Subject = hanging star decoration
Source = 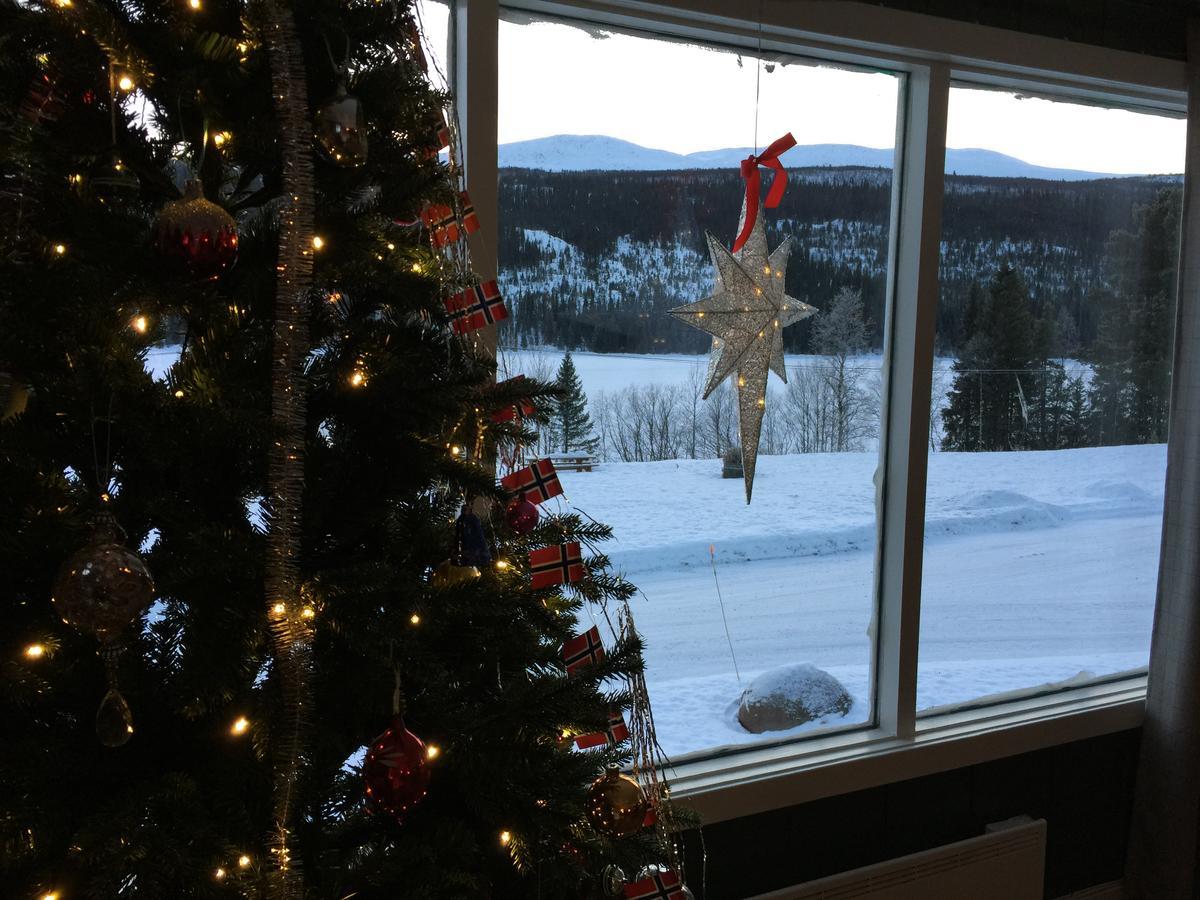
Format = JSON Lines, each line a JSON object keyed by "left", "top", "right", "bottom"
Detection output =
{"left": 669, "top": 202, "right": 816, "bottom": 502}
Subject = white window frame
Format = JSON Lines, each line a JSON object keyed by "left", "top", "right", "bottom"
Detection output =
{"left": 451, "top": 0, "right": 1189, "bottom": 825}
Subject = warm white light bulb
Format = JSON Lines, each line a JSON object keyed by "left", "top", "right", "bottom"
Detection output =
{"left": 311, "top": 236, "right": 325, "bottom": 251}
{"left": 231, "top": 716, "right": 249, "bottom": 736}
{"left": 24, "top": 643, "right": 46, "bottom": 659}
{"left": 117, "top": 74, "right": 134, "bottom": 91}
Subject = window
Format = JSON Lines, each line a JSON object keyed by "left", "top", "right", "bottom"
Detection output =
{"left": 497, "top": 13, "right": 900, "bottom": 758}
{"left": 918, "top": 87, "right": 1185, "bottom": 713}
{"left": 447, "top": 0, "right": 1189, "bottom": 800}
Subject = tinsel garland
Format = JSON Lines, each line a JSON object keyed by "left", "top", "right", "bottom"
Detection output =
{"left": 258, "top": 2, "right": 315, "bottom": 896}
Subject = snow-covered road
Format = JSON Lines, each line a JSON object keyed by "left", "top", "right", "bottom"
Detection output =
{"left": 557, "top": 445, "right": 1164, "bottom": 758}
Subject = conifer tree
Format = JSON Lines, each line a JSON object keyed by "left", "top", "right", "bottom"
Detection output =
{"left": 941, "top": 267, "right": 1046, "bottom": 451}
{"left": 553, "top": 351, "right": 598, "bottom": 455}
{"left": 1086, "top": 187, "right": 1181, "bottom": 445}
{"left": 0, "top": 2, "right": 680, "bottom": 897}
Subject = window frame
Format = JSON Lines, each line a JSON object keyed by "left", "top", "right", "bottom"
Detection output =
{"left": 450, "top": 0, "right": 1189, "bottom": 825}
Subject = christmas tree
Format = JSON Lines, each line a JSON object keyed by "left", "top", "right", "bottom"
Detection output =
{"left": 553, "top": 351, "right": 599, "bottom": 455}
{"left": 0, "top": 1, "right": 686, "bottom": 897}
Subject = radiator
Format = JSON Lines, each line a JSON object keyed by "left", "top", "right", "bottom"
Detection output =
{"left": 749, "top": 818, "right": 1046, "bottom": 900}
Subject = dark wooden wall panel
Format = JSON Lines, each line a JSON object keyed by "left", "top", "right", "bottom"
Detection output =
{"left": 680, "top": 728, "right": 1141, "bottom": 899}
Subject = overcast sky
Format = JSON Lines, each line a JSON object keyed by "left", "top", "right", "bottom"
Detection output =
{"left": 418, "top": 4, "right": 1186, "bottom": 175}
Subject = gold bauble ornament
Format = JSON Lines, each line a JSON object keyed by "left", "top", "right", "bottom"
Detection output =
{"left": 585, "top": 765, "right": 648, "bottom": 838}
{"left": 52, "top": 512, "right": 156, "bottom": 644}
{"left": 87, "top": 151, "right": 140, "bottom": 206}
{"left": 313, "top": 81, "right": 368, "bottom": 167}
{"left": 430, "top": 559, "right": 480, "bottom": 588}
{"left": 52, "top": 514, "right": 154, "bottom": 747}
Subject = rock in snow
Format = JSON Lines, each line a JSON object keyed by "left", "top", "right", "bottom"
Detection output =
{"left": 737, "top": 664, "right": 853, "bottom": 733}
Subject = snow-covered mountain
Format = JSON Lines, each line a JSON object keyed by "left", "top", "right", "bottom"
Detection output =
{"left": 498, "top": 134, "right": 1129, "bottom": 181}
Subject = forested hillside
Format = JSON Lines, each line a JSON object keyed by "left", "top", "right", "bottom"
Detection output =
{"left": 497, "top": 166, "right": 1181, "bottom": 357}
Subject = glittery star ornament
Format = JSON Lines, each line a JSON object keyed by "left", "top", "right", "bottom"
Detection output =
{"left": 669, "top": 203, "right": 816, "bottom": 502}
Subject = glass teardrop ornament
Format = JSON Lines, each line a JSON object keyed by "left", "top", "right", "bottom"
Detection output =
{"left": 96, "top": 688, "right": 134, "bottom": 747}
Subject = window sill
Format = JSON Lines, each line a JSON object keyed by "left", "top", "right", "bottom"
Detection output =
{"left": 668, "top": 675, "right": 1146, "bottom": 824}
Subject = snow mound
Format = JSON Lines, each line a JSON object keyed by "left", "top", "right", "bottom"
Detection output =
{"left": 932, "top": 490, "right": 1068, "bottom": 534}
{"left": 736, "top": 663, "right": 852, "bottom": 733}
{"left": 1084, "top": 480, "right": 1153, "bottom": 502}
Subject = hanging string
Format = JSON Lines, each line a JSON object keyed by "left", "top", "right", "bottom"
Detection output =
{"left": 708, "top": 544, "right": 741, "bottom": 683}
{"left": 753, "top": 0, "right": 764, "bottom": 154}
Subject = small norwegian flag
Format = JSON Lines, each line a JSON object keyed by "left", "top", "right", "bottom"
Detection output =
{"left": 444, "top": 280, "right": 508, "bottom": 335}
{"left": 421, "top": 202, "right": 460, "bottom": 248}
{"left": 623, "top": 870, "right": 686, "bottom": 900}
{"left": 500, "top": 458, "right": 562, "bottom": 505}
{"left": 575, "top": 711, "right": 630, "bottom": 749}
{"left": 421, "top": 109, "right": 451, "bottom": 158}
{"left": 561, "top": 625, "right": 605, "bottom": 675}
{"left": 460, "top": 191, "right": 480, "bottom": 234}
{"left": 530, "top": 542, "right": 584, "bottom": 590}
{"left": 490, "top": 375, "right": 537, "bottom": 424}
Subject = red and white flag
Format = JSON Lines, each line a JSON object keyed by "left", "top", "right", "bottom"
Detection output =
{"left": 421, "top": 109, "right": 451, "bottom": 159}
{"left": 623, "top": 870, "right": 686, "bottom": 900}
{"left": 444, "top": 280, "right": 508, "bottom": 335}
{"left": 530, "top": 542, "right": 584, "bottom": 590}
{"left": 500, "top": 458, "right": 562, "bottom": 505}
{"left": 460, "top": 191, "right": 480, "bottom": 234}
{"left": 421, "top": 202, "right": 459, "bottom": 248}
{"left": 574, "top": 710, "right": 629, "bottom": 749}
{"left": 490, "top": 375, "right": 537, "bottom": 423}
{"left": 561, "top": 625, "right": 604, "bottom": 675}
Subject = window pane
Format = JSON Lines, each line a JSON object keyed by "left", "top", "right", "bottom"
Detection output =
{"left": 498, "top": 14, "right": 899, "bottom": 758}
{"left": 918, "top": 87, "right": 1185, "bottom": 714}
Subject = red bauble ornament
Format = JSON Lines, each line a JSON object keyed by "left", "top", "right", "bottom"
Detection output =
{"left": 505, "top": 496, "right": 539, "bottom": 535}
{"left": 364, "top": 716, "right": 431, "bottom": 821}
{"left": 154, "top": 179, "right": 238, "bottom": 278}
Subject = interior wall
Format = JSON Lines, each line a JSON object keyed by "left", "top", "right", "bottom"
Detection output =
{"left": 680, "top": 728, "right": 1141, "bottom": 899}
{"left": 867, "top": 0, "right": 1188, "bottom": 60}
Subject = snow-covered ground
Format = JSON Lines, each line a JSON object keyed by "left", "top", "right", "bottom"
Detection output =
{"left": 499, "top": 346, "right": 1085, "bottom": 400}
{"left": 552, "top": 445, "right": 1164, "bottom": 759}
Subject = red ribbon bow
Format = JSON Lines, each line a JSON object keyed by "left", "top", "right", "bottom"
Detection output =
{"left": 731, "top": 132, "right": 797, "bottom": 254}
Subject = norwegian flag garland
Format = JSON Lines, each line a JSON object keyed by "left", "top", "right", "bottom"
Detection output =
{"left": 490, "top": 375, "right": 537, "bottom": 423}
{"left": 420, "top": 108, "right": 451, "bottom": 159}
{"left": 500, "top": 458, "right": 562, "bottom": 505}
{"left": 460, "top": 191, "right": 480, "bottom": 234}
{"left": 561, "top": 625, "right": 605, "bottom": 675}
{"left": 443, "top": 280, "right": 508, "bottom": 335}
{"left": 530, "top": 542, "right": 584, "bottom": 590}
{"left": 420, "top": 202, "right": 459, "bottom": 248}
{"left": 574, "top": 710, "right": 630, "bottom": 749}
{"left": 623, "top": 870, "right": 686, "bottom": 900}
